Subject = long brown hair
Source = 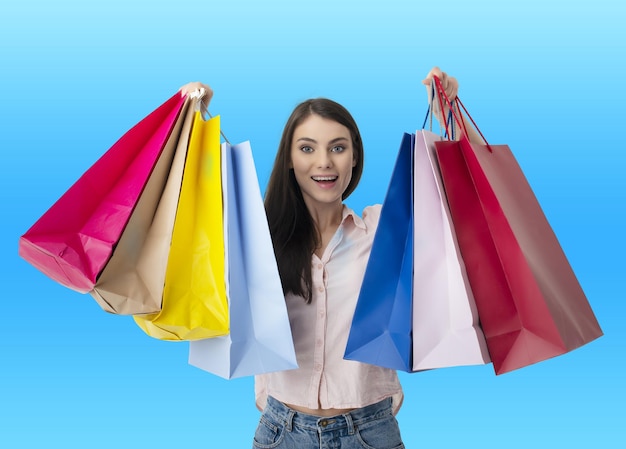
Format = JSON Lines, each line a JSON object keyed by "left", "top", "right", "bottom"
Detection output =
{"left": 264, "top": 98, "right": 364, "bottom": 303}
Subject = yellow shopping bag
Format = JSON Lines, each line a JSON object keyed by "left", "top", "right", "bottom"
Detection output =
{"left": 134, "top": 112, "right": 229, "bottom": 340}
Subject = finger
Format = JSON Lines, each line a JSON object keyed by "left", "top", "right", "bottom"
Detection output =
{"left": 178, "top": 81, "right": 208, "bottom": 96}
{"left": 422, "top": 66, "right": 443, "bottom": 85}
{"left": 444, "top": 76, "right": 459, "bottom": 100}
{"left": 177, "top": 82, "right": 214, "bottom": 113}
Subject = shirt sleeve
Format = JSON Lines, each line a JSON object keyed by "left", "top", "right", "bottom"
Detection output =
{"left": 361, "top": 204, "right": 382, "bottom": 231}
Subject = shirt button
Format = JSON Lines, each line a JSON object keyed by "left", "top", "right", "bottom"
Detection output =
{"left": 314, "top": 364, "right": 322, "bottom": 372}
{"left": 316, "top": 339, "right": 323, "bottom": 347}
{"left": 318, "top": 286, "right": 324, "bottom": 292}
{"left": 317, "top": 263, "right": 323, "bottom": 270}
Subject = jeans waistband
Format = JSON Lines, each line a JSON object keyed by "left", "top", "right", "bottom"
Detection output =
{"left": 264, "top": 396, "right": 393, "bottom": 433}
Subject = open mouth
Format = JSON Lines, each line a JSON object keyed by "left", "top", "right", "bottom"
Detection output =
{"left": 312, "top": 176, "right": 338, "bottom": 183}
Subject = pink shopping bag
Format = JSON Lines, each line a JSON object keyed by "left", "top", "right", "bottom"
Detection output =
{"left": 19, "top": 92, "right": 186, "bottom": 293}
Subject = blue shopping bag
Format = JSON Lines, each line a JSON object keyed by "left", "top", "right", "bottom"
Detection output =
{"left": 344, "top": 133, "right": 414, "bottom": 371}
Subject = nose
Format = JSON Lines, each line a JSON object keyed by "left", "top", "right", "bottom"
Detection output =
{"left": 316, "top": 150, "right": 332, "bottom": 168}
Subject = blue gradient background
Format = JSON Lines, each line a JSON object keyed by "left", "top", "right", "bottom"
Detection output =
{"left": 2, "top": 1, "right": 624, "bottom": 447}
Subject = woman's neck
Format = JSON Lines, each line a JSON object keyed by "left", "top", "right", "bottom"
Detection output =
{"left": 307, "top": 201, "right": 343, "bottom": 232}
{"left": 306, "top": 201, "right": 344, "bottom": 258}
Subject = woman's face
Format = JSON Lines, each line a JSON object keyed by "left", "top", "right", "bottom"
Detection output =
{"left": 290, "top": 114, "right": 356, "bottom": 212}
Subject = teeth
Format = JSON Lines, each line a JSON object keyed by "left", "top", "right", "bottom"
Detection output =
{"left": 312, "top": 176, "right": 337, "bottom": 181}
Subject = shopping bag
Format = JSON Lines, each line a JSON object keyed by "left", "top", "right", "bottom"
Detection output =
{"left": 411, "top": 130, "right": 490, "bottom": 370}
{"left": 189, "top": 141, "right": 298, "bottom": 378}
{"left": 89, "top": 97, "right": 196, "bottom": 314}
{"left": 19, "top": 92, "right": 187, "bottom": 293}
{"left": 344, "top": 133, "right": 414, "bottom": 371}
{"left": 432, "top": 76, "right": 603, "bottom": 374}
{"left": 133, "top": 113, "right": 229, "bottom": 341}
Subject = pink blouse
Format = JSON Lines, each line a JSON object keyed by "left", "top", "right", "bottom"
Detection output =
{"left": 255, "top": 205, "right": 404, "bottom": 414}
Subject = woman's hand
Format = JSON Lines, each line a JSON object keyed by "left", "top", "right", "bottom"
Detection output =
{"left": 422, "top": 67, "right": 459, "bottom": 123}
{"left": 422, "top": 67, "right": 484, "bottom": 144}
{"left": 422, "top": 66, "right": 458, "bottom": 103}
{"left": 178, "top": 81, "right": 214, "bottom": 106}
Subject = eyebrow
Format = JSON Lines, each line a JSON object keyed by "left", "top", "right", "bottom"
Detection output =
{"left": 295, "top": 136, "right": 350, "bottom": 144}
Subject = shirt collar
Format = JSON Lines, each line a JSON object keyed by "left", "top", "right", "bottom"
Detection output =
{"left": 341, "top": 204, "right": 367, "bottom": 230}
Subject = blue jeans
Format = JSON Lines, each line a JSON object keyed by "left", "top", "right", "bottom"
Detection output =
{"left": 252, "top": 396, "right": 404, "bottom": 449}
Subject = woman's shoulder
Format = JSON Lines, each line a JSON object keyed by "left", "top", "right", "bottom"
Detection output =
{"left": 344, "top": 204, "right": 382, "bottom": 231}
{"left": 361, "top": 204, "right": 382, "bottom": 221}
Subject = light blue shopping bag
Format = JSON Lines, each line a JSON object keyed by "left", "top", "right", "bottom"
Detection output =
{"left": 189, "top": 141, "right": 298, "bottom": 379}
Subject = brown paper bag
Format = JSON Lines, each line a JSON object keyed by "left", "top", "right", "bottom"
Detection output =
{"left": 90, "top": 97, "right": 196, "bottom": 314}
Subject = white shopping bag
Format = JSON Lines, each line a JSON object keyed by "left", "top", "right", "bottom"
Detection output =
{"left": 411, "top": 130, "right": 491, "bottom": 370}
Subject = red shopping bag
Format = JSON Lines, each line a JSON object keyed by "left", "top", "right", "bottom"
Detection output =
{"left": 19, "top": 92, "right": 187, "bottom": 293}
{"left": 432, "top": 76, "right": 603, "bottom": 374}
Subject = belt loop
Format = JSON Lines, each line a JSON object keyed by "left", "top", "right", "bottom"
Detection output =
{"left": 285, "top": 409, "right": 295, "bottom": 432}
{"left": 344, "top": 412, "right": 356, "bottom": 435}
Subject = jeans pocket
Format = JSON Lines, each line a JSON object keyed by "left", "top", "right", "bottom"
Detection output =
{"left": 355, "top": 414, "right": 405, "bottom": 449}
{"left": 252, "top": 415, "right": 285, "bottom": 449}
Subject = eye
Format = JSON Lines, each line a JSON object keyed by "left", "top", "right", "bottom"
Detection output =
{"left": 299, "top": 145, "right": 314, "bottom": 153}
{"left": 330, "top": 145, "right": 345, "bottom": 153}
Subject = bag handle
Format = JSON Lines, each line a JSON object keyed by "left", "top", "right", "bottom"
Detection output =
{"left": 422, "top": 80, "right": 457, "bottom": 140}
{"left": 189, "top": 87, "right": 231, "bottom": 144}
{"left": 432, "top": 75, "right": 491, "bottom": 151}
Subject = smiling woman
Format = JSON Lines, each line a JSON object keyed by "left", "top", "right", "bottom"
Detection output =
{"left": 258, "top": 97, "right": 406, "bottom": 448}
